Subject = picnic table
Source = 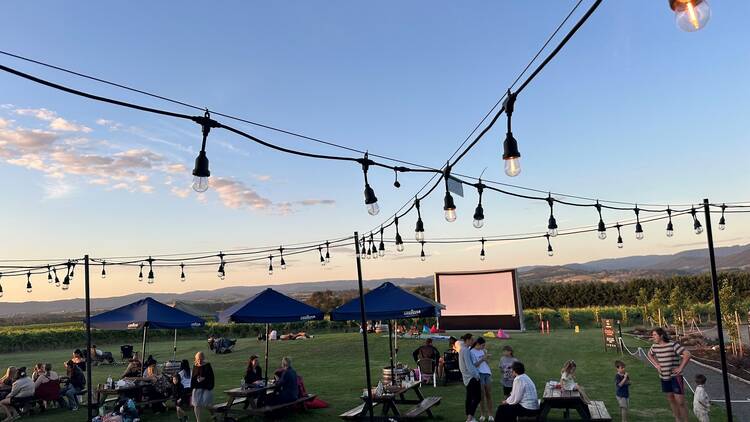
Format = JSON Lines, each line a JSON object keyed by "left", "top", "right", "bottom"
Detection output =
{"left": 212, "top": 383, "right": 278, "bottom": 421}
{"left": 539, "top": 381, "right": 592, "bottom": 421}
{"left": 95, "top": 379, "right": 170, "bottom": 411}
{"left": 340, "top": 380, "right": 440, "bottom": 420}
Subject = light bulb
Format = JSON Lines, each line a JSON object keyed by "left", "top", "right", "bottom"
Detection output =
{"left": 281, "top": 260, "right": 287, "bottom": 270}
{"left": 597, "top": 231, "right": 607, "bottom": 240}
{"left": 268, "top": 267, "right": 273, "bottom": 276}
{"left": 694, "top": 225, "right": 703, "bottom": 235}
{"left": 26, "top": 282, "right": 32, "bottom": 293}
{"left": 473, "top": 218, "right": 484, "bottom": 229}
{"left": 666, "top": 222, "right": 674, "bottom": 237}
{"left": 415, "top": 231, "right": 425, "bottom": 242}
{"left": 718, "top": 217, "right": 726, "bottom": 230}
{"left": 367, "top": 202, "right": 380, "bottom": 216}
{"left": 636, "top": 232, "right": 644, "bottom": 240}
{"left": 396, "top": 242, "right": 405, "bottom": 253}
{"left": 101, "top": 270, "right": 107, "bottom": 279}
{"left": 504, "top": 157, "right": 521, "bottom": 177}
{"left": 420, "top": 253, "right": 426, "bottom": 262}
{"left": 547, "top": 248, "right": 554, "bottom": 257}
{"left": 62, "top": 281, "right": 69, "bottom": 290}
{"left": 480, "top": 251, "right": 486, "bottom": 261}
{"left": 672, "top": 0, "right": 710, "bottom": 32}
{"left": 325, "top": 256, "right": 331, "bottom": 264}
{"left": 147, "top": 270, "right": 154, "bottom": 284}
{"left": 617, "top": 237, "right": 624, "bottom": 248}
{"left": 548, "top": 228, "right": 558, "bottom": 237}
{"left": 192, "top": 176, "right": 209, "bottom": 193}
{"left": 180, "top": 272, "right": 186, "bottom": 282}
{"left": 378, "top": 249, "right": 385, "bottom": 258}
{"left": 444, "top": 208, "right": 457, "bottom": 222}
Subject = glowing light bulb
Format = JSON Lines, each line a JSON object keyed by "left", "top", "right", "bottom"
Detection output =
{"left": 672, "top": 0, "right": 710, "bottom": 32}
{"left": 504, "top": 157, "right": 521, "bottom": 177}
{"left": 192, "top": 176, "right": 209, "bottom": 193}
{"left": 180, "top": 272, "right": 186, "bottom": 282}
{"left": 415, "top": 231, "right": 424, "bottom": 242}
{"left": 420, "top": 253, "right": 426, "bottom": 262}
{"left": 444, "top": 208, "right": 457, "bottom": 222}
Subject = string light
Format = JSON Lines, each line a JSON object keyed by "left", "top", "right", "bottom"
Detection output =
{"left": 217, "top": 252, "right": 226, "bottom": 280}
{"left": 473, "top": 182, "right": 485, "bottom": 229}
{"left": 394, "top": 217, "right": 405, "bottom": 252}
{"left": 420, "top": 241, "right": 426, "bottom": 262}
{"left": 47, "top": 265, "right": 52, "bottom": 283}
{"left": 64, "top": 262, "right": 71, "bottom": 286}
{"left": 616, "top": 223, "right": 624, "bottom": 248}
{"left": 414, "top": 198, "right": 425, "bottom": 242}
{"left": 0, "top": 274, "right": 3, "bottom": 297}
{"left": 180, "top": 263, "right": 186, "bottom": 282}
{"left": 502, "top": 91, "right": 521, "bottom": 177}
{"left": 147, "top": 256, "right": 154, "bottom": 284}
{"left": 191, "top": 110, "right": 214, "bottom": 193}
{"left": 393, "top": 168, "right": 401, "bottom": 188}
{"left": 101, "top": 261, "right": 107, "bottom": 279}
{"left": 669, "top": 0, "right": 710, "bottom": 32}
{"left": 595, "top": 202, "right": 607, "bottom": 240}
{"left": 378, "top": 228, "right": 386, "bottom": 257}
{"left": 547, "top": 195, "right": 558, "bottom": 237}
{"left": 268, "top": 255, "right": 274, "bottom": 275}
{"left": 634, "top": 207, "right": 644, "bottom": 240}
{"left": 545, "top": 234, "right": 554, "bottom": 257}
{"left": 319, "top": 246, "right": 326, "bottom": 266}
{"left": 325, "top": 241, "right": 331, "bottom": 263}
{"left": 26, "top": 271, "right": 32, "bottom": 293}
{"left": 359, "top": 236, "right": 367, "bottom": 260}
{"left": 369, "top": 233, "right": 378, "bottom": 260}
{"left": 443, "top": 166, "right": 457, "bottom": 222}
{"left": 666, "top": 207, "right": 675, "bottom": 237}
{"left": 480, "top": 238, "right": 486, "bottom": 261}
{"left": 360, "top": 153, "right": 380, "bottom": 216}
{"left": 718, "top": 204, "right": 727, "bottom": 230}
{"left": 691, "top": 207, "right": 703, "bottom": 235}
{"left": 279, "top": 247, "right": 287, "bottom": 269}
{"left": 69, "top": 262, "right": 76, "bottom": 279}
{"left": 366, "top": 235, "right": 373, "bottom": 259}
{"left": 138, "top": 262, "right": 144, "bottom": 282}
{"left": 53, "top": 268, "right": 60, "bottom": 287}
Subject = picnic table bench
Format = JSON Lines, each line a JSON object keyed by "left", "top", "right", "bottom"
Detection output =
{"left": 340, "top": 381, "right": 440, "bottom": 420}
{"left": 535, "top": 382, "right": 611, "bottom": 421}
{"left": 244, "top": 394, "right": 316, "bottom": 417}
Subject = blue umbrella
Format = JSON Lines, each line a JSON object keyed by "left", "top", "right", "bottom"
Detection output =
{"left": 88, "top": 297, "right": 205, "bottom": 360}
{"left": 218, "top": 288, "right": 323, "bottom": 383}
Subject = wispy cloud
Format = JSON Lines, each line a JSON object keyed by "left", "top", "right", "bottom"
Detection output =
{"left": 15, "top": 108, "right": 92, "bottom": 133}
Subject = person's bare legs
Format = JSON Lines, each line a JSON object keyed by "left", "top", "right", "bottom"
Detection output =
{"left": 193, "top": 405, "right": 202, "bottom": 422}
{"left": 482, "top": 384, "right": 494, "bottom": 420}
{"left": 665, "top": 393, "right": 680, "bottom": 421}
{"left": 620, "top": 406, "right": 628, "bottom": 422}
{"left": 672, "top": 393, "right": 689, "bottom": 422}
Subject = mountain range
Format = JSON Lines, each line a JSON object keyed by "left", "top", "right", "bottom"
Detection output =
{"left": 2, "top": 243, "right": 749, "bottom": 318}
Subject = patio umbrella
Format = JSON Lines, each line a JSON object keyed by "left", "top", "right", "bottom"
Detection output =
{"left": 217, "top": 288, "right": 323, "bottom": 384}
{"left": 88, "top": 297, "right": 206, "bottom": 360}
{"left": 331, "top": 282, "right": 445, "bottom": 377}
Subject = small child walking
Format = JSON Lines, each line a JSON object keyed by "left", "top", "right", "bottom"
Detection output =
{"left": 614, "top": 361, "right": 630, "bottom": 422}
{"left": 693, "top": 374, "right": 710, "bottom": 422}
{"left": 499, "top": 345, "right": 518, "bottom": 397}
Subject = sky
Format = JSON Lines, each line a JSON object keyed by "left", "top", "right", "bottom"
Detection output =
{"left": 0, "top": 1, "right": 749, "bottom": 303}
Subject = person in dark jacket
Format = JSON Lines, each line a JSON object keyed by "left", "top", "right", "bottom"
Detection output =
{"left": 172, "top": 373, "right": 191, "bottom": 422}
{"left": 190, "top": 352, "right": 214, "bottom": 422}
{"left": 413, "top": 338, "right": 440, "bottom": 380}
{"left": 244, "top": 355, "right": 263, "bottom": 386}
{"left": 60, "top": 360, "right": 85, "bottom": 410}
{"left": 270, "top": 357, "right": 299, "bottom": 406}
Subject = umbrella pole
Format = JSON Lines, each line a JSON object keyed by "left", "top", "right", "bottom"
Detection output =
{"left": 394, "top": 320, "right": 398, "bottom": 366}
{"left": 84, "top": 255, "right": 93, "bottom": 422}
{"left": 353, "top": 231, "right": 374, "bottom": 421}
{"left": 388, "top": 321, "right": 394, "bottom": 384}
{"left": 264, "top": 323, "right": 270, "bottom": 385}
{"left": 141, "top": 325, "right": 148, "bottom": 362}
{"left": 173, "top": 329, "right": 177, "bottom": 361}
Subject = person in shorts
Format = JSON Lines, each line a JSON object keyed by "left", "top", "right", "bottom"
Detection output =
{"left": 647, "top": 327, "right": 691, "bottom": 422}
{"left": 499, "top": 345, "right": 518, "bottom": 397}
{"left": 470, "top": 337, "right": 494, "bottom": 421}
{"left": 614, "top": 360, "right": 630, "bottom": 422}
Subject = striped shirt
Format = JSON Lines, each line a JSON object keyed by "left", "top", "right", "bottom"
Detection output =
{"left": 649, "top": 342, "right": 686, "bottom": 380}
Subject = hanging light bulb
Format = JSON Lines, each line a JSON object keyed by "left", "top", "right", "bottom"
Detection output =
{"left": 319, "top": 246, "right": 326, "bottom": 266}
{"left": 217, "top": 252, "right": 226, "bottom": 280}
{"left": 473, "top": 182, "right": 485, "bottom": 229}
{"left": 366, "top": 237, "right": 373, "bottom": 259}
{"left": 545, "top": 234, "right": 554, "bottom": 257}
{"left": 718, "top": 204, "right": 727, "bottom": 230}
{"left": 0, "top": 274, "right": 3, "bottom": 298}
{"left": 138, "top": 262, "right": 144, "bottom": 282}
{"left": 101, "top": 261, "right": 107, "bottom": 279}
{"left": 53, "top": 268, "right": 60, "bottom": 287}
{"left": 443, "top": 166, "right": 457, "bottom": 222}
{"left": 479, "top": 238, "right": 486, "bottom": 261}
{"left": 279, "top": 247, "right": 287, "bottom": 270}
{"left": 616, "top": 223, "right": 624, "bottom": 248}
{"left": 191, "top": 110, "right": 214, "bottom": 193}
{"left": 147, "top": 257, "right": 155, "bottom": 284}
{"left": 393, "top": 168, "right": 401, "bottom": 188}
{"left": 394, "top": 217, "right": 405, "bottom": 252}
{"left": 502, "top": 91, "right": 521, "bottom": 177}
{"left": 378, "top": 228, "right": 386, "bottom": 257}
{"left": 420, "top": 241, "right": 426, "bottom": 262}
{"left": 26, "top": 271, "right": 32, "bottom": 293}
{"left": 64, "top": 262, "right": 71, "bottom": 286}
{"left": 268, "top": 255, "right": 274, "bottom": 275}
{"left": 634, "top": 207, "right": 644, "bottom": 240}
{"left": 325, "top": 241, "right": 331, "bottom": 263}
{"left": 691, "top": 207, "right": 704, "bottom": 234}
{"left": 360, "top": 237, "right": 367, "bottom": 259}
{"left": 547, "top": 195, "right": 558, "bottom": 237}
{"left": 180, "top": 263, "right": 186, "bottom": 282}
{"left": 595, "top": 202, "right": 607, "bottom": 240}
{"left": 69, "top": 262, "right": 75, "bottom": 280}
{"left": 47, "top": 265, "right": 52, "bottom": 283}
{"left": 669, "top": 0, "right": 710, "bottom": 32}
{"left": 360, "top": 153, "right": 380, "bottom": 216}
{"left": 666, "top": 208, "right": 675, "bottom": 237}
{"left": 414, "top": 199, "right": 425, "bottom": 242}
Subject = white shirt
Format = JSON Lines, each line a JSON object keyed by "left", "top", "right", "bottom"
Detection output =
{"left": 470, "top": 349, "right": 492, "bottom": 375}
{"left": 693, "top": 385, "right": 710, "bottom": 415}
{"left": 269, "top": 330, "right": 278, "bottom": 340}
{"left": 178, "top": 369, "right": 191, "bottom": 388}
{"left": 506, "top": 374, "right": 539, "bottom": 410}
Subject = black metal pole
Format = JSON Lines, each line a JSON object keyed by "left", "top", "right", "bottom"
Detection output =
{"left": 264, "top": 323, "right": 270, "bottom": 386}
{"left": 703, "top": 198, "right": 733, "bottom": 421}
{"left": 84, "top": 255, "right": 93, "bottom": 421}
{"left": 617, "top": 320, "right": 624, "bottom": 355}
{"left": 388, "top": 320, "right": 395, "bottom": 381}
{"left": 354, "top": 231, "right": 374, "bottom": 421}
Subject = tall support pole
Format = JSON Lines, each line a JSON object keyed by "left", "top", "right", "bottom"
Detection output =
{"left": 173, "top": 329, "right": 178, "bottom": 361}
{"left": 354, "top": 231, "right": 374, "bottom": 421}
{"left": 703, "top": 198, "right": 733, "bottom": 421}
{"left": 264, "top": 323, "right": 270, "bottom": 386}
{"left": 84, "top": 255, "right": 93, "bottom": 421}
{"left": 141, "top": 326, "right": 148, "bottom": 362}
{"left": 388, "top": 320, "right": 395, "bottom": 380}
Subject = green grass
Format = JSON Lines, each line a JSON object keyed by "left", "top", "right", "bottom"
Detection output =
{"left": 0, "top": 329, "right": 721, "bottom": 421}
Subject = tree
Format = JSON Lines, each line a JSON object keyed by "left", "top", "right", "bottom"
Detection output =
{"left": 719, "top": 280, "right": 741, "bottom": 352}
{"left": 649, "top": 287, "right": 667, "bottom": 326}
{"left": 411, "top": 285, "right": 434, "bottom": 300}
{"left": 669, "top": 287, "right": 689, "bottom": 328}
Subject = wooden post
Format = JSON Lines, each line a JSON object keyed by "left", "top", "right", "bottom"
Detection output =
{"left": 658, "top": 308, "right": 662, "bottom": 328}
{"left": 736, "top": 311, "right": 744, "bottom": 356}
{"left": 681, "top": 309, "right": 686, "bottom": 337}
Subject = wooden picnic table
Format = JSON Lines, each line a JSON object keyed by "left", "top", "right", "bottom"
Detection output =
{"left": 539, "top": 381, "right": 592, "bottom": 421}
{"left": 95, "top": 380, "right": 170, "bottom": 411}
{"left": 213, "top": 384, "right": 278, "bottom": 420}
{"left": 346, "top": 381, "right": 440, "bottom": 420}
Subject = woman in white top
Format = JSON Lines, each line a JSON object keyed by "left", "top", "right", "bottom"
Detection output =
{"left": 178, "top": 359, "right": 192, "bottom": 389}
{"left": 495, "top": 361, "right": 539, "bottom": 421}
{"left": 470, "top": 337, "right": 494, "bottom": 422}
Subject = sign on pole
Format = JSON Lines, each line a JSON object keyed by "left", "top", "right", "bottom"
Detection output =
{"left": 602, "top": 319, "right": 618, "bottom": 352}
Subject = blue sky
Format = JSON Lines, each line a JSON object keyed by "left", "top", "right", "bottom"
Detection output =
{"left": 1, "top": 1, "right": 749, "bottom": 302}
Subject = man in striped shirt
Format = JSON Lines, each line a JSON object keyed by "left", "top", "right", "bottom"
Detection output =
{"left": 647, "top": 327, "right": 691, "bottom": 422}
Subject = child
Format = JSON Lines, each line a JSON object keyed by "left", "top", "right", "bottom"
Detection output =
{"left": 693, "top": 374, "right": 710, "bottom": 422}
{"left": 614, "top": 360, "right": 630, "bottom": 422}
{"left": 470, "top": 337, "right": 494, "bottom": 422}
{"left": 499, "top": 346, "right": 518, "bottom": 397}
{"left": 172, "top": 373, "right": 191, "bottom": 422}
{"left": 560, "top": 360, "right": 590, "bottom": 404}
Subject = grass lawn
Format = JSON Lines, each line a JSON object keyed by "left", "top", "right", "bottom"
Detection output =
{"left": 0, "top": 328, "right": 721, "bottom": 421}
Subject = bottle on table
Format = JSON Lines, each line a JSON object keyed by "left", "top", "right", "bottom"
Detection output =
{"left": 107, "top": 375, "right": 113, "bottom": 389}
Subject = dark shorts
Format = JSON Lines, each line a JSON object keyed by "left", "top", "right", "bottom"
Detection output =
{"left": 661, "top": 375, "right": 685, "bottom": 395}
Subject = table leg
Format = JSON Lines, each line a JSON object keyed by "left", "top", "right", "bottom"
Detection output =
{"left": 414, "top": 386, "right": 425, "bottom": 401}
{"left": 390, "top": 399, "right": 401, "bottom": 417}
{"left": 539, "top": 402, "right": 552, "bottom": 421}
{"left": 575, "top": 403, "right": 591, "bottom": 421}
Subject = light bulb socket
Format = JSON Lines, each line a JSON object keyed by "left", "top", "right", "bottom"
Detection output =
{"left": 502, "top": 131, "right": 521, "bottom": 160}
{"left": 364, "top": 183, "right": 378, "bottom": 205}
{"left": 548, "top": 216, "right": 558, "bottom": 231}
{"left": 415, "top": 218, "right": 424, "bottom": 234}
{"left": 473, "top": 204, "right": 484, "bottom": 222}
{"left": 669, "top": 0, "right": 705, "bottom": 11}
{"left": 192, "top": 151, "right": 210, "bottom": 178}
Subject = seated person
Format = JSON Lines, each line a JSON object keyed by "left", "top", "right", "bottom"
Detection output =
{"left": 0, "top": 366, "right": 35, "bottom": 420}
{"left": 71, "top": 349, "right": 87, "bottom": 372}
{"left": 495, "top": 361, "right": 539, "bottom": 420}
{"left": 269, "top": 330, "right": 278, "bottom": 341}
{"left": 207, "top": 334, "right": 217, "bottom": 351}
{"left": 142, "top": 355, "right": 158, "bottom": 376}
{"left": 266, "top": 357, "right": 298, "bottom": 406}
{"left": 244, "top": 355, "right": 263, "bottom": 386}
{"left": 0, "top": 367, "right": 17, "bottom": 400}
{"left": 560, "top": 360, "right": 590, "bottom": 404}
{"left": 122, "top": 358, "right": 143, "bottom": 378}
{"left": 142, "top": 363, "right": 169, "bottom": 412}
{"left": 60, "top": 360, "right": 86, "bottom": 411}
{"left": 33, "top": 363, "right": 60, "bottom": 406}
{"left": 171, "top": 374, "right": 191, "bottom": 422}
{"left": 90, "top": 344, "right": 115, "bottom": 364}
{"left": 413, "top": 338, "right": 439, "bottom": 379}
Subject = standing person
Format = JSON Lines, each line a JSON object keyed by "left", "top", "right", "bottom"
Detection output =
{"left": 495, "top": 361, "right": 539, "bottom": 421}
{"left": 470, "top": 337, "right": 494, "bottom": 422}
{"left": 692, "top": 374, "right": 710, "bottom": 422}
{"left": 499, "top": 346, "right": 518, "bottom": 397}
{"left": 647, "top": 327, "right": 691, "bottom": 422}
{"left": 458, "top": 333, "right": 481, "bottom": 422}
{"left": 0, "top": 366, "right": 34, "bottom": 421}
{"left": 178, "top": 359, "right": 192, "bottom": 389}
{"left": 190, "top": 352, "right": 215, "bottom": 422}
{"left": 60, "top": 360, "right": 85, "bottom": 411}
{"left": 614, "top": 361, "right": 630, "bottom": 422}
{"left": 244, "top": 355, "right": 263, "bottom": 386}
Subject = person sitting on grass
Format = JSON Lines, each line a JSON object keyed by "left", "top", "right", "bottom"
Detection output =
{"left": 171, "top": 374, "right": 191, "bottom": 422}
{"left": 60, "top": 360, "right": 85, "bottom": 411}
{"left": 33, "top": 363, "right": 60, "bottom": 408}
{"left": 244, "top": 355, "right": 263, "bottom": 386}
{"left": 0, "top": 366, "right": 34, "bottom": 422}
{"left": 90, "top": 344, "right": 115, "bottom": 364}
{"left": 560, "top": 360, "right": 591, "bottom": 404}
{"left": 494, "top": 361, "right": 539, "bottom": 421}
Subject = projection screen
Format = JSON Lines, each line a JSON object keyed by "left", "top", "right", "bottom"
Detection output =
{"left": 434, "top": 269, "right": 524, "bottom": 330}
